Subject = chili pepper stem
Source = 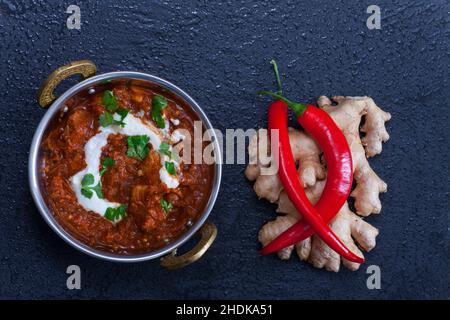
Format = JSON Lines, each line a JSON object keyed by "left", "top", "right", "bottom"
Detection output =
{"left": 258, "top": 90, "right": 307, "bottom": 117}
{"left": 270, "top": 60, "right": 283, "bottom": 94}
{"left": 262, "top": 59, "right": 307, "bottom": 117}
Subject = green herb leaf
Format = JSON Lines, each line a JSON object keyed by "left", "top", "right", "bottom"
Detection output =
{"left": 151, "top": 95, "right": 168, "bottom": 128}
{"left": 113, "top": 108, "right": 128, "bottom": 127}
{"left": 165, "top": 161, "right": 176, "bottom": 175}
{"left": 154, "top": 116, "right": 166, "bottom": 128}
{"left": 81, "top": 173, "right": 104, "bottom": 199}
{"left": 99, "top": 108, "right": 128, "bottom": 128}
{"left": 100, "top": 91, "right": 129, "bottom": 128}
{"left": 104, "top": 208, "right": 115, "bottom": 221}
{"left": 99, "top": 112, "right": 114, "bottom": 127}
{"left": 115, "top": 107, "right": 129, "bottom": 119}
{"left": 152, "top": 95, "right": 168, "bottom": 110}
{"left": 102, "top": 90, "right": 118, "bottom": 112}
{"left": 100, "top": 157, "right": 115, "bottom": 176}
{"left": 160, "top": 198, "right": 173, "bottom": 214}
{"left": 104, "top": 157, "right": 115, "bottom": 167}
{"left": 159, "top": 141, "right": 172, "bottom": 159}
{"left": 126, "top": 135, "right": 150, "bottom": 161}
{"left": 81, "top": 188, "right": 93, "bottom": 199}
{"left": 91, "top": 182, "right": 104, "bottom": 199}
{"left": 81, "top": 173, "right": 95, "bottom": 187}
{"left": 104, "top": 204, "right": 127, "bottom": 222}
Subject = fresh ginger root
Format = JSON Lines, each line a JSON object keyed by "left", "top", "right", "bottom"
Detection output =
{"left": 246, "top": 96, "right": 391, "bottom": 272}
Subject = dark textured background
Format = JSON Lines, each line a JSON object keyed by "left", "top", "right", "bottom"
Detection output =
{"left": 0, "top": 0, "right": 448, "bottom": 299}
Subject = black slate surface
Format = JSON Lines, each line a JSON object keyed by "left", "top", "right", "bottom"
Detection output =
{"left": 0, "top": 0, "right": 448, "bottom": 299}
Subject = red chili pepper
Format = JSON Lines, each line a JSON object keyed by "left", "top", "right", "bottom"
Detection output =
{"left": 264, "top": 100, "right": 363, "bottom": 263}
{"left": 258, "top": 61, "right": 363, "bottom": 263}
{"left": 259, "top": 60, "right": 354, "bottom": 254}
{"left": 260, "top": 99, "right": 353, "bottom": 255}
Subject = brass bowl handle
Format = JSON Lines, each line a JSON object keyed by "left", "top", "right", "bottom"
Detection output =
{"left": 160, "top": 221, "right": 217, "bottom": 269}
{"left": 37, "top": 60, "right": 97, "bottom": 108}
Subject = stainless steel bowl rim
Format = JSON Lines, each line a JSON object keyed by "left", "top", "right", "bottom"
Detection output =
{"left": 29, "top": 71, "right": 222, "bottom": 263}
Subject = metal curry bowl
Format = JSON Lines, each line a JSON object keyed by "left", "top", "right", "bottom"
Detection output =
{"left": 29, "top": 60, "right": 221, "bottom": 268}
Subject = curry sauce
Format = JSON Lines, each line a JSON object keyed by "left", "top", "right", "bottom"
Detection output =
{"left": 40, "top": 80, "right": 214, "bottom": 254}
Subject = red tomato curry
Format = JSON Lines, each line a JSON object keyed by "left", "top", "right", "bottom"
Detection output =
{"left": 40, "top": 79, "right": 214, "bottom": 254}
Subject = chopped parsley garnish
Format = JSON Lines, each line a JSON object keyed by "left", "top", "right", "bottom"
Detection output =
{"left": 99, "top": 111, "right": 114, "bottom": 127}
{"left": 159, "top": 141, "right": 172, "bottom": 159}
{"left": 99, "top": 90, "right": 129, "bottom": 128}
{"left": 151, "top": 94, "right": 168, "bottom": 128}
{"left": 113, "top": 108, "right": 129, "bottom": 127}
{"left": 104, "top": 204, "right": 127, "bottom": 222}
{"left": 116, "top": 107, "right": 129, "bottom": 119}
{"left": 164, "top": 161, "right": 176, "bottom": 175}
{"left": 126, "top": 135, "right": 150, "bottom": 161}
{"left": 99, "top": 157, "right": 115, "bottom": 176}
{"left": 99, "top": 108, "right": 129, "bottom": 128}
{"left": 160, "top": 198, "right": 173, "bottom": 214}
{"left": 102, "top": 90, "right": 118, "bottom": 112}
{"left": 80, "top": 173, "right": 104, "bottom": 199}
